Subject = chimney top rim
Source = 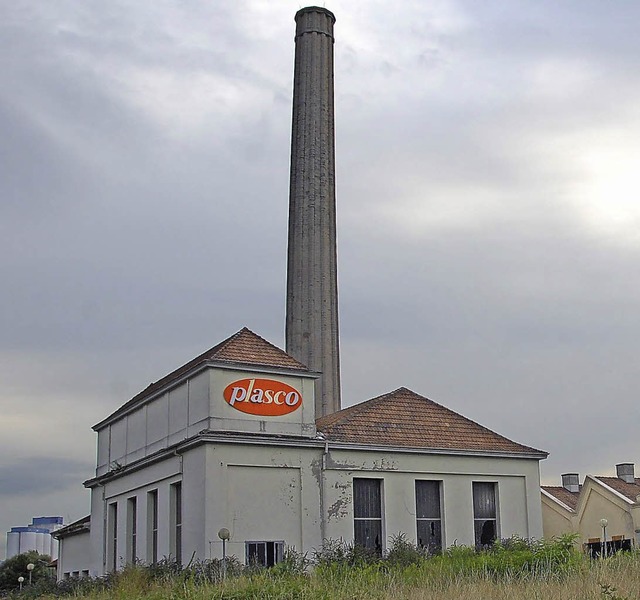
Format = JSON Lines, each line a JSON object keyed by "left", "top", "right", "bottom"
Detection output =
{"left": 295, "top": 6, "right": 336, "bottom": 23}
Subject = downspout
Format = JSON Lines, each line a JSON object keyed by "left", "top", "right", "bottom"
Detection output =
{"left": 320, "top": 440, "right": 329, "bottom": 542}
{"left": 101, "top": 484, "right": 107, "bottom": 574}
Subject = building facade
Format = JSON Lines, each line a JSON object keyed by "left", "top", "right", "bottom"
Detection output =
{"left": 56, "top": 328, "right": 548, "bottom": 577}
{"left": 542, "top": 463, "right": 640, "bottom": 554}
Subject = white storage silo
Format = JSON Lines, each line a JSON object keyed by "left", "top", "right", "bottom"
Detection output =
{"left": 6, "top": 532, "right": 20, "bottom": 559}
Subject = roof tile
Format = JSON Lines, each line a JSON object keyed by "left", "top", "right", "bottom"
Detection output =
{"left": 542, "top": 485, "right": 580, "bottom": 510}
{"left": 316, "top": 387, "right": 546, "bottom": 455}
{"left": 596, "top": 477, "right": 640, "bottom": 502}
{"left": 96, "top": 327, "right": 308, "bottom": 427}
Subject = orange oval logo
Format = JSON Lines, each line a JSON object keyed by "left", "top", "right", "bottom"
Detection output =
{"left": 223, "top": 378, "right": 302, "bottom": 416}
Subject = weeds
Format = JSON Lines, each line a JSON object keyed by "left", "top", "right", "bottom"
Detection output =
{"left": 12, "top": 536, "right": 640, "bottom": 600}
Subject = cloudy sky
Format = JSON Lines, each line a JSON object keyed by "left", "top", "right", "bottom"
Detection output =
{"left": 2, "top": 0, "right": 640, "bottom": 557}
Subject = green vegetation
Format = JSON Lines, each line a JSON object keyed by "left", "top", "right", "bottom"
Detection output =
{"left": 4, "top": 536, "right": 640, "bottom": 600}
{"left": 0, "top": 551, "right": 53, "bottom": 593}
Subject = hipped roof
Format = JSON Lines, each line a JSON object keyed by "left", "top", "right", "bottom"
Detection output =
{"left": 94, "top": 327, "right": 310, "bottom": 429}
{"left": 316, "top": 387, "right": 546, "bottom": 456}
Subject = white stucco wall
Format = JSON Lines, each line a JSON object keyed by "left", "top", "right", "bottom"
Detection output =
{"left": 577, "top": 483, "right": 634, "bottom": 543}
{"left": 541, "top": 493, "right": 575, "bottom": 538}
{"left": 319, "top": 447, "right": 542, "bottom": 551}
{"left": 89, "top": 441, "right": 541, "bottom": 575}
{"left": 58, "top": 531, "right": 91, "bottom": 579}
{"left": 95, "top": 366, "right": 317, "bottom": 477}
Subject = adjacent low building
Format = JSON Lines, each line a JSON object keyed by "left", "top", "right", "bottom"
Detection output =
{"left": 542, "top": 463, "right": 640, "bottom": 554}
{"left": 54, "top": 327, "right": 547, "bottom": 577}
{"left": 51, "top": 516, "right": 91, "bottom": 579}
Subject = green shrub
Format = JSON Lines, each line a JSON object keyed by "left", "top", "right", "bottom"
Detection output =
{"left": 384, "top": 533, "right": 428, "bottom": 567}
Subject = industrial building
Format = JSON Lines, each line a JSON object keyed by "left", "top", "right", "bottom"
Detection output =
{"left": 5, "top": 516, "right": 63, "bottom": 560}
{"left": 55, "top": 6, "right": 547, "bottom": 578}
{"left": 56, "top": 327, "right": 545, "bottom": 577}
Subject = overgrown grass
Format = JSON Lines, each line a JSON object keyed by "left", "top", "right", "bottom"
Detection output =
{"left": 8, "top": 536, "right": 640, "bottom": 600}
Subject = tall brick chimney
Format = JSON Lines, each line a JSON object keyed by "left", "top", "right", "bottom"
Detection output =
{"left": 286, "top": 7, "right": 341, "bottom": 417}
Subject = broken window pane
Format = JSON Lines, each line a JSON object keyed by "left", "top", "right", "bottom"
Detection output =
{"left": 472, "top": 482, "right": 497, "bottom": 548}
{"left": 353, "top": 478, "right": 383, "bottom": 556}
{"left": 415, "top": 480, "right": 442, "bottom": 552}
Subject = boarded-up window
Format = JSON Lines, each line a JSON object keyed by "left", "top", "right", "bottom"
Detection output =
{"left": 415, "top": 480, "right": 442, "bottom": 553}
{"left": 473, "top": 482, "right": 497, "bottom": 548}
{"left": 353, "top": 478, "right": 383, "bottom": 555}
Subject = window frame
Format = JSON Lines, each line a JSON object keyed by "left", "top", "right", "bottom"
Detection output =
{"left": 127, "top": 496, "right": 137, "bottom": 563}
{"left": 415, "top": 479, "right": 443, "bottom": 553}
{"left": 108, "top": 502, "right": 118, "bottom": 572}
{"left": 353, "top": 477, "right": 384, "bottom": 556}
{"left": 244, "top": 540, "right": 285, "bottom": 567}
{"left": 147, "top": 489, "right": 159, "bottom": 564}
{"left": 472, "top": 481, "right": 499, "bottom": 549}
{"left": 170, "top": 482, "right": 182, "bottom": 565}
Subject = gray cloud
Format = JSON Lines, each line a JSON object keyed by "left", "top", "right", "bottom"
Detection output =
{"left": 2, "top": 0, "right": 640, "bottom": 556}
{"left": 0, "top": 458, "right": 93, "bottom": 497}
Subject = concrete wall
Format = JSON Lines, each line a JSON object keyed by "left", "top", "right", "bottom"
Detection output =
{"left": 87, "top": 438, "right": 543, "bottom": 576}
{"left": 320, "top": 448, "right": 542, "bottom": 551}
{"left": 577, "top": 483, "right": 634, "bottom": 543}
{"left": 90, "top": 454, "right": 182, "bottom": 574}
{"left": 58, "top": 532, "right": 91, "bottom": 579}
{"left": 541, "top": 493, "right": 575, "bottom": 538}
{"left": 96, "top": 367, "right": 317, "bottom": 477}
{"left": 204, "top": 442, "right": 323, "bottom": 561}
{"left": 209, "top": 368, "right": 317, "bottom": 438}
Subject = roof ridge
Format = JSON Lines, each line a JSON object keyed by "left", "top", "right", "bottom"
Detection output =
{"left": 317, "top": 386, "right": 547, "bottom": 456}
{"left": 94, "top": 327, "right": 308, "bottom": 430}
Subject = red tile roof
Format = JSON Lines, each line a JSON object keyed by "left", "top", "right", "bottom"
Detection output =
{"left": 596, "top": 477, "right": 640, "bottom": 502}
{"left": 316, "top": 387, "right": 547, "bottom": 456}
{"left": 542, "top": 486, "right": 580, "bottom": 510}
{"left": 95, "top": 328, "right": 309, "bottom": 428}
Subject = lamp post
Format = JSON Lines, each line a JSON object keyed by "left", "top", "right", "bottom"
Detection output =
{"left": 18, "top": 576, "right": 24, "bottom": 591}
{"left": 600, "top": 518, "right": 608, "bottom": 559}
{"left": 218, "top": 528, "right": 230, "bottom": 580}
{"left": 27, "top": 562, "right": 35, "bottom": 585}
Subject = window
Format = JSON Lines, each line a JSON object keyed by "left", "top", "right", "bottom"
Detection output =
{"left": 127, "top": 497, "right": 137, "bottom": 563}
{"left": 147, "top": 490, "right": 158, "bottom": 564}
{"left": 170, "top": 482, "right": 182, "bottom": 564}
{"left": 81, "top": 570, "right": 90, "bottom": 578}
{"left": 245, "top": 541, "right": 284, "bottom": 567}
{"left": 353, "top": 478, "right": 383, "bottom": 556}
{"left": 108, "top": 502, "right": 118, "bottom": 571}
{"left": 415, "top": 480, "right": 442, "bottom": 553}
{"left": 473, "top": 482, "right": 498, "bottom": 548}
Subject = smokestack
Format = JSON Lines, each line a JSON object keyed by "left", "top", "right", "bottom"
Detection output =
{"left": 286, "top": 6, "right": 341, "bottom": 417}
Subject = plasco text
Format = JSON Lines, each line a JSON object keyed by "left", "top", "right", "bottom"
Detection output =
{"left": 223, "top": 378, "right": 303, "bottom": 416}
